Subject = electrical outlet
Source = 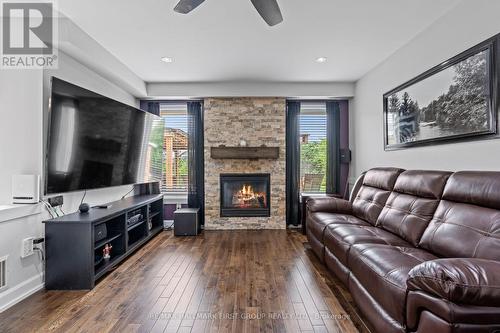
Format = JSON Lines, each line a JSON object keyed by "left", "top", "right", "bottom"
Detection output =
{"left": 48, "top": 195, "right": 63, "bottom": 207}
{"left": 21, "top": 238, "right": 34, "bottom": 258}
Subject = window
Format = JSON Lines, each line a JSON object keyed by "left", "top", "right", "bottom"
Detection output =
{"left": 160, "top": 102, "right": 188, "bottom": 193}
{"left": 299, "top": 102, "right": 327, "bottom": 193}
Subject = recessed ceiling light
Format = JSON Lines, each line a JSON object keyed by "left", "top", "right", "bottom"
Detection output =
{"left": 161, "top": 57, "right": 173, "bottom": 63}
{"left": 316, "top": 57, "right": 327, "bottom": 63}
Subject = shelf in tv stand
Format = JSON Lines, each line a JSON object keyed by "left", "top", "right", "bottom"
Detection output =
{"left": 127, "top": 220, "right": 146, "bottom": 232}
{"left": 94, "top": 233, "right": 123, "bottom": 250}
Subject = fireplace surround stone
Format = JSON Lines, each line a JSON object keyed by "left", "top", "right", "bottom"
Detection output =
{"left": 204, "top": 98, "right": 286, "bottom": 229}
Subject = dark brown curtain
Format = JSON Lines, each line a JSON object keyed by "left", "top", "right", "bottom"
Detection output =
{"left": 139, "top": 101, "right": 160, "bottom": 116}
{"left": 326, "top": 101, "right": 341, "bottom": 194}
{"left": 286, "top": 100, "right": 301, "bottom": 226}
{"left": 187, "top": 101, "right": 205, "bottom": 226}
{"left": 338, "top": 100, "right": 350, "bottom": 198}
{"left": 326, "top": 100, "right": 350, "bottom": 197}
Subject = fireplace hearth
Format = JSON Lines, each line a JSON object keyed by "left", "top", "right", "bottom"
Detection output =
{"left": 220, "top": 174, "right": 270, "bottom": 217}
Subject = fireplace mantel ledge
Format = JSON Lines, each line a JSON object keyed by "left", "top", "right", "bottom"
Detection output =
{"left": 210, "top": 146, "right": 279, "bottom": 160}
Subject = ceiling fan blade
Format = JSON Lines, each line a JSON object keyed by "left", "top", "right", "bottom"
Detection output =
{"left": 250, "top": 0, "right": 283, "bottom": 26}
{"left": 174, "top": 0, "right": 206, "bottom": 14}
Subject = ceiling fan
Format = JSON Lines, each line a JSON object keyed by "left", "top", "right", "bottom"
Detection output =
{"left": 174, "top": 0, "right": 283, "bottom": 26}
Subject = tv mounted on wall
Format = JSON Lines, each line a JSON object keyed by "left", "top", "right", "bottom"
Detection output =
{"left": 45, "top": 77, "right": 163, "bottom": 194}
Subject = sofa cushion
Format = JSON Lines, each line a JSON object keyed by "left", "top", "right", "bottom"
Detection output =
{"left": 348, "top": 244, "right": 437, "bottom": 323}
{"left": 352, "top": 167, "right": 404, "bottom": 225}
{"left": 419, "top": 171, "right": 500, "bottom": 260}
{"left": 391, "top": 170, "right": 451, "bottom": 199}
{"left": 307, "top": 212, "right": 371, "bottom": 263}
{"left": 376, "top": 170, "right": 451, "bottom": 246}
{"left": 362, "top": 167, "right": 405, "bottom": 191}
{"left": 324, "top": 224, "right": 410, "bottom": 266}
{"left": 376, "top": 193, "right": 439, "bottom": 246}
{"left": 307, "top": 212, "right": 370, "bottom": 240}
{"left": 441, "top": 171, "right": 500, "bottom": 209}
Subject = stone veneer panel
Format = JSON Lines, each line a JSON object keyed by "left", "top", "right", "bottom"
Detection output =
{"left": 204, "top": 98, "right": 286, "bottom": 229}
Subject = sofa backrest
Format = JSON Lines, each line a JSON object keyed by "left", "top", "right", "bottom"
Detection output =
{"left": 352, "top": 167, "right": 404, "bottom": 225}
{"left": 349, "top": 172, "right": 366, "bottom": 203}
{"left": 419, "top": 171, "right": 500, "bottom": 260}
{"left": 376, "top": 170, "right": 451, "bottom": 246}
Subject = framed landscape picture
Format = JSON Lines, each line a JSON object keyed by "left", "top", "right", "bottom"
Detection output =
{"left": 383, "top": 39, "right": 498, "bottom": 150}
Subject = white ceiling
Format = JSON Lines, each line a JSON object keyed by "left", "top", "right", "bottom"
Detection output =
{"left": 58, "top": 0, "right": 460, "bottom": 83}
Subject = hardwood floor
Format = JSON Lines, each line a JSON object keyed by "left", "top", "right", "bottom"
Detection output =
{"left": 0, "top": 230, "right": 367, "bottom": 333}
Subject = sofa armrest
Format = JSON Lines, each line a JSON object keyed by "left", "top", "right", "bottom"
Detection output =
{"left": 306, "top": 197, "right": 352, "bottom": 214}
{"left": 407, "top": 258, "right": 500, "bottom": 307}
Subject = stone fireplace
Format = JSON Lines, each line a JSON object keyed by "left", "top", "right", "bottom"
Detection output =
{"left": 204, "top": 98, "right": 286, "bottom": 229}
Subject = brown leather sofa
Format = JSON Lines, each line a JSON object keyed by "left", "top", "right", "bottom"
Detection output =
{"left": 306, "top": 167, "right": 500, "bottom": 333}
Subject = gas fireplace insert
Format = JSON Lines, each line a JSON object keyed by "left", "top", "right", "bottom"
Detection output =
{"left": 220, "top": 174, "right": 270, "bottom": 217}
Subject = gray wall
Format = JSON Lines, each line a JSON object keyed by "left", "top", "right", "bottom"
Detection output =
{"left": 352, "top": 0, "right": 500, "bottom": 176}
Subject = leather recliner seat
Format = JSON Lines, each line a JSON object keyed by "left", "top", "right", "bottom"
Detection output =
{"left": 306, "top": 168, "right": 500, "bottom": 333}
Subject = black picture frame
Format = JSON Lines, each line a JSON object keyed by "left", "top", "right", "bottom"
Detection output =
{"left": 383, "top": 35, "right": 499, "bottom": 150}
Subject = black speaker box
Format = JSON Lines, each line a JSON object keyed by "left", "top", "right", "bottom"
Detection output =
{"left": 340, "top": 149, "right": 352, "bottom": 164}
{"left": 174, "top": 208, "right": 200, "bottom": 236}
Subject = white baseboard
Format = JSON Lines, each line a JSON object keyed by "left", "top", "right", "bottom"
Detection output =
{"left": 0, "top": 273, "right": 44, "bottom": 313}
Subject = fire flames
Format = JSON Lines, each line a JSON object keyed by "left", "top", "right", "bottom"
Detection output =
{"left": 232, "top": 184, "right": 267, "bottom": 208}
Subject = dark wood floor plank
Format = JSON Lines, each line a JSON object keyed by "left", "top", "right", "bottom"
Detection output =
{"left": 164, "top": 262, "right": 203, "bottom": 332}
{"left": 292, "top": 302, "right": 314, "bottom": 331}
{"left": 0, "top": 230, "right": 360, "bottom": 333}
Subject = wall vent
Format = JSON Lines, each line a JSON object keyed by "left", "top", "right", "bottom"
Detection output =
{"left": 0, "top": 256, "right": 7, "bottom": 291}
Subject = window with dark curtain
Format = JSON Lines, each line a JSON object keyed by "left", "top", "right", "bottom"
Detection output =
{"left": 140, "top": 100, "right": 205, "bottom": 226}
{"left": 299, "top": 102, "right": 328, "bottom": 193}
{"left": 141, "top": 101, "right": 189, "bottom": 194}
{"left": 297, "top": 101, "right": 343, "bottom": 195}
{"left": 161, "top": 103, "right": 189, "bottom": 193}
{"left": 287, "top": 100, "right": 350, "bottom": 226}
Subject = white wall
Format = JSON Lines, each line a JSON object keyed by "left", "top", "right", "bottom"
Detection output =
{"left": 147, "top": 81, "right": 355, "bottom": 99}
{"left": 0, "top": 71, "right": 43, "bottom": 204}
{"left": 57, "top": 16, "right": 147, "bottom": 98}
{"left": 353, "top": 0, "right": 500, "bottom": 176}
{"left": 0, "top": 51, "right": 139, "bottom": 312}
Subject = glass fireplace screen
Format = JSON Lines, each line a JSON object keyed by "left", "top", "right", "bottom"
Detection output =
{"left": 220, "top": 174, "right": 270, "bottom": 217}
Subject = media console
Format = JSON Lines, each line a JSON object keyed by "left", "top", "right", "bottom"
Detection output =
{"left": 43, "top": 194, "right": 164, "bottom": 290}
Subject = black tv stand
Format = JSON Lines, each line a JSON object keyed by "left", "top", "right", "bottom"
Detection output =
{"left": 43, "top": 194, "right": 164, "bottom": 290}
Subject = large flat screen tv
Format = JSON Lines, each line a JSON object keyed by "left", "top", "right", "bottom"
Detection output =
{"left": 45, "top": 77, "right": 163, "bottom": 194}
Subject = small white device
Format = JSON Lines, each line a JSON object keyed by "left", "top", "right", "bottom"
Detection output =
{"left": 12, "top": 175, "right": 40, "bottom": 204}
{"left": 21, "top": 237, "right": 34, "bottom": 258}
